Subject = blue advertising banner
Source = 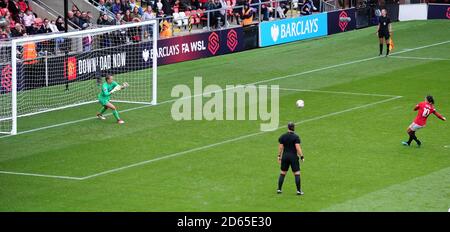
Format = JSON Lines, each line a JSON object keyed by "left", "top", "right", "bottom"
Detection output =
{"left": 259, "top": 13, "right": 328, "bottom": 47}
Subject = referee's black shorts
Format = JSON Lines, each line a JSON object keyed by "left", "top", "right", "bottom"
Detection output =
{"left": 378, "top": 31, "right": 390, "bottom": 40}
{"left": 280, "top": 154, "right": 300, "bottom": 172}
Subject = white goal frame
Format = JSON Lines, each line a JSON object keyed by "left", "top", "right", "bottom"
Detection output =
{"left": 6, "top": 19, "right": 158, "bottom": 135}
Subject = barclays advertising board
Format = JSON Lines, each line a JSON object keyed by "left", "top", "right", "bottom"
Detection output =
{"left": 259, "top": 13, "right": 328, "bottom": 47}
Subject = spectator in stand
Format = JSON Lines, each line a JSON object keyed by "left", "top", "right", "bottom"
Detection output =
{"left": 0, "top": 17, "right": 10, "bottom": 39}
{"left": 179, "top": 0, "right": 192, "bottom": 11}
{"left": 241, "top": 3, "right": 252, "bottom": 26}
{"left": 97, "top": 0, "right": 108, "bottom": 12}
{"left": 54, "top": 16, "right": 70, "bottom": 52}
{"left": 274, "top": 0, "right": 286, "bottom": 19}
{"left": 23, "top": 9, "right": 35, "bottom": 34}
{"left": 72, "top": 4, "right": 80, "bottom": 14}
{"left": 114, "top": 12, "right": 123, "bottom": 24}
{"left": 75, "top": 11, "right": 83, "bottom": 25}
{"left": 17, "top": 0, "right": 30, "bottom": 13}
{"left": 299, "top": 0, "right": 316, "bottom": 15}
{"left": 260, "top": 0, "right": 269, "bottom": 21}
{"left": 5, "top": 10, "right": 15, "bottom": 29}
{"left": 161, "top": 0, "right": 172, "bottom": 15}
{"left": 142, "top": 5, "right": 155, "bottom": 21}
{"left": 129, "top": 0, "right": 138, "bottom": 9}
{"left": 82, "top": 23, "right": 93, "bottom": 51}
{"left": 120, "top": 0, "right": 130, "bottom": 12}
{"left": 123, "top": 9, "right": 133, "bottom": 22}
{"left": 299, "top": 1, "right": 312, "bottom": 15}
{"left": 155, "top": 0, "right": 163, "bottom": 13}
{"left": 111, "top": 14, "right": 127, "bottom": 45}
{"left": 131, "top": 6, "right": 142, "bottom": 19}
{"left": 11, "top": 22, "right": 25, "bottom": 37}
{"left": 128, "top": 17, "right": 141, "bottom": 42}
{"left": 198, "top": 0, "right": 207, "bottom": 8}
{"left": 159, "top": 19, "right": 172, "bottom": 38}
{"left": 0, "top": 5, "right": 8, "bottom": 18}
{"left": 29, "top": 18, "right": 45, "bottom": 35}
{"left": 68, "top": 11, "right": 80, "bottom": 27}
{"left": 233, "top": 0, "right": 245, "bottom": 25}
{"left": 105, "top": 0, "right": 114, "bottom": 11}
{"left": 42, "top": 18, "right": 53, "bottom": 33}
{"left": 112, "top": 0, "right": 123, "bottom": 14}
{"left": 55, "top": 16, "right": 66, "bottom": 31}
{"left": 191, "top": 0, "right": 200, "bottom": 9}
{"left": 213, "top": 0, "right": 225, "bottom": 28}
{"left": 79, "top": 11, "right": 91, "bottom": 28}
{"left": 98, "top": 12, "right": 113, "bottom": 25}
{"left": 142, "top": 6, "right": 155, "bottom": 38}
{"left": 47, "top": 19, "right": 59, "bottom": 33}
{"left": 7, "top": 0, "right": 20, "bottom": 20}
{"left": 204, "top": 0, "right": 217, "bottom": 27}
{"left": 87, "top": 11, "right": 94, "bottom": 22}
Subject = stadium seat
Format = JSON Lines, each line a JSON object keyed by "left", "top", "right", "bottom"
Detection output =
{"left": 172, "top": 12, "right": 183, "bottom": 28}
{"left": 179, "top": 12, "right": 189, "bottom": 27}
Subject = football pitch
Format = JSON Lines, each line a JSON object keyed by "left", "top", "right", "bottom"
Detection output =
{"left": 0, "top": 20, "right": 449, "bottom": 211}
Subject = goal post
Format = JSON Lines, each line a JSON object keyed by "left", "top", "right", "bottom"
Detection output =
{"left": 2, "top": 19, "right": 158, "bottom": 135}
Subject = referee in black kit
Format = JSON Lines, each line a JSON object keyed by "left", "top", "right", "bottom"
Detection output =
{"left": 377, "top": 9, "right": 392, "bottom": 57}
{"left": 277, "top": 122, "right": 304, "bottom": 195}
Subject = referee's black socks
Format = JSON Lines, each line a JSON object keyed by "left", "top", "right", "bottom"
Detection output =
{"left": 379, "top": 43, "right": 383, "bottom": 55}
{"left": 386, "top": 44, "right": 390, "bottom": 56}
{"left": 295, "top": 174, "right": 301, "bottom": 192}
{"left": 278, "top": 174, "right": 285, "bottom": 191}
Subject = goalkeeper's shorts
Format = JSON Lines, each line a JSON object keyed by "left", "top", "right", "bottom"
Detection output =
{"left": 99, "top": 98, "right": 110, "bottom": 106}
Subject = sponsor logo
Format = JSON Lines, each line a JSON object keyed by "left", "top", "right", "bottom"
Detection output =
{"left": 142, "top": 49, "right": 150, "bottom": 62}
{"left": 338, "top": 11, "right": 349, "bottom": 31}
{"left": 1, "top": 64, "right": 12, "bottom": 92}
{"left": 226, "top": 29, "right": 238, "bottom": 51}
{"left": 447, "top": 7, "right": 450, "bottom": 19}
{"left": 208, "top": 32, "right": 220, "bottom": 55}
{"left": 76, "top": 52, "right": 127, "bottom": 75}
{"left": 64, "top": 57, "right": 77, "bottom": 81}
{"left": 260, "top": 13, "right": 327, "bottom": 47}
{"left": 271, "top": 24, "right": 279, "bottom": 42}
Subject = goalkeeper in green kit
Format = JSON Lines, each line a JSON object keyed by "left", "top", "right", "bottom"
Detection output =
{"left": 97, "top": 74, "right": 129, "bottom": 124}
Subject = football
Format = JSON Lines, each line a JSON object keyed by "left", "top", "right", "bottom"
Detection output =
{"left": 296, "top": 100, "right": 305, "bottom": 108}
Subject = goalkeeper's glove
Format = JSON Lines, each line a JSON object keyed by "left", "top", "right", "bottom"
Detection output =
{"left": 109, "top": 85, "right": 122, "bottom": 94}
{"left": 109, "top": 83, "right": 129, "bottom": 95}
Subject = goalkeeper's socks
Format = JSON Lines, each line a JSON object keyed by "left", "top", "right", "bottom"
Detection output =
{"left": 112, "top": 110, "right": 120, "bottom": 120}
{"left": 99, "top": 107, "right": 107, "bottom": 115}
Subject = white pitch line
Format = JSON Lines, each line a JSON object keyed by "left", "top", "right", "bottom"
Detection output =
{"left": 0, "top": 170, "right": 83, "bottom": 180}
{"left": 390, "top": 56, "right": 450, "bottom": 61}
{"left": 444, "top": 145, "right": 450, "bottom": 148}
{"left": 0, "top": 40, "right": 448, "bottom": 139}
{"left": 276, "top": 88, "right": 401, "bottom": 98}
{"left": 78, "top": 96, "right": 402, "bottom": 180}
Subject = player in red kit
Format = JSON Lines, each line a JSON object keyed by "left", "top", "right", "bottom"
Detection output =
{"left": 402, "top": 95, "right": 446, "bottom": 147}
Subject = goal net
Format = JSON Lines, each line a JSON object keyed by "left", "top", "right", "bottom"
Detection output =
{"left": 0, "top": 19, "right": 158, "bottom": 135}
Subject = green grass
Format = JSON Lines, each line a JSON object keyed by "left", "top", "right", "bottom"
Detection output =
{"left": 0, "top": 20, "right": 449, "bottom": 211}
